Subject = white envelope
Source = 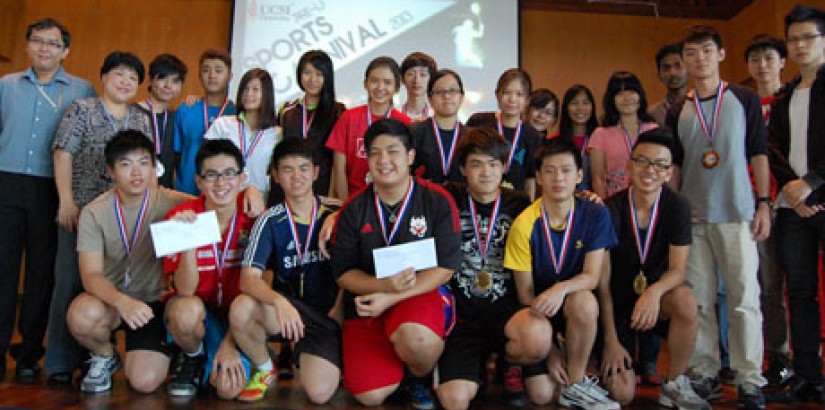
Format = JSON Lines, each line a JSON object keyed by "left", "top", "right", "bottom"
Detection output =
{"left": 149, "top": 210, "right": 222, "bottom": 257}
{"left": 372, "top": 237, "right": 438, "bottom": 278}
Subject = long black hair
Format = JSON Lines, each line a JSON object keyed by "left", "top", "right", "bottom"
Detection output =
{"left": 601, "top": 71, "right": 654, "bottom": 126}
{"left": 296, "top": 50, "right": 338, "bottom": 136}
{"left": 558, "top": 84, "right": 598, "bottom": 141}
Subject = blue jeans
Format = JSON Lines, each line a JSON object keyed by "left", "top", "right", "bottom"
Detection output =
{"left": 776, "top": 208, "right": 825, "bottom": 384}
{"left": 44, "top": 227, "right": 84, "bottom": 376}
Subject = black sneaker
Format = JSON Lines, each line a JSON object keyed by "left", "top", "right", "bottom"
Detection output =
{"left": 14, "top": 362, "right": 41, "bottom": 384}
{"left": 167, "top": 352, "right": 203, "bottom": 397}
{"left": 690, "top": 375, "right": 722, "bottom": 401}
{"left": 765, "top": 376, "right": 825, "bottom": 403}
{"left": 47, "top": 371, "right": 74, "bottom": 387}
{"left": 763, "top": 359, "right": 793, "bottom": 388}
{"left": 718, "top": 366, "right": 737, "bottom": 385}
{"left": 500, "top": 365, "right": 527, "bottom": 407}
{"left": 277, "top": 344, "right": 294, "bottom": 380}
{"left": 738, "top": 383, "right": 766, "bottom": 410}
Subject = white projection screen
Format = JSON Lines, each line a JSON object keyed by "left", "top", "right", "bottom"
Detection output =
{"left": 230, "top": 0, "right": 520, "bottom": 118}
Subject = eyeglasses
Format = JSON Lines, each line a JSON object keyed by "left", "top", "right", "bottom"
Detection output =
{"left": 430, "top": 88, "right": 462, "bottom": 98}
{"left": 630, "top": 156, "right": 672, "bottom": 171}
{"left": 28, "top": 37, "right": 64, "bottom": 50}
{"left": 200, "top": 168, "right": 241, "bottom": 183}
{"left": 787, "top": 33, "right": 822, "bottom": 44}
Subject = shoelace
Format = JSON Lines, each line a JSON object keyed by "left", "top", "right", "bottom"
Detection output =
{"left": 87, "top": 355, "right": 109, "bottom": 377}
{"left": 674, "top": 376, "right": 702, "bottom": 400}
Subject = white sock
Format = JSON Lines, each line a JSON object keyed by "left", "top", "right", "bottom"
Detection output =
{"left": 186, "top": 343, "right": 204, "bottom": 357}
{"left": 257, "top": 360, "right": 274, "bottom": 373}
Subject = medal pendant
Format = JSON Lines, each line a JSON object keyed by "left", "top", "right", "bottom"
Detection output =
{"left": 365, "top": 172, "right": 373, "bottom": 184}
{"left": 500, "top": 180, "right": 514, "bottom": 189}
{"left": 476, "top": 270, "right": 492, "bottom": 290}
{"left": 156, "top": 161, "right": 165, "bottom": 177}
{"left": 633, "top": 271, "right": 647, "bottom": 295}
{"left": 702, "top": 149, "right": 720, "bottom": 169}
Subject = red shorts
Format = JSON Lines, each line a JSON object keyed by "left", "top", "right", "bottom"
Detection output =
{"left": 342, "top": 287, "right": 454, "bottom": 395}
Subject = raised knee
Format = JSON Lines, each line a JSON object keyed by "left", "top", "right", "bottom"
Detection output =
{"left": 167, "top": 297, "right": 205, "bottom": 333}
{"left": 670, "top": 286, "right": 699, "bottom": 324}
{"left": 394, "top": 325, "right": 441, "bottom": 354}
{"left": 565, "top": 291, "right": 598, "bottom": 322}
{"left": 437, "top": 385, "right": 474, "bottom": 410}
{"left": 67, "top": 295, "right": 106, "bottom": 335}
{"left": 229, "top": 294, "right": 256, "bottom": 329}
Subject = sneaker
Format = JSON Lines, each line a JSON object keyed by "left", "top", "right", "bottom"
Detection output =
{"left": 237, "top": 368, "right": 277, "bottom": 402}
{"left": 765, "top": 376, "right": 825, "bottom": 403}
{"left": 738, "top": 383, "right": 766, "bottom": 410}
{"left": 719, "top": 366, "right": 737, "bottom": 385}
{"left": 80, "top": 353, "right": 120, "bottom": 393}
{"left": 762, "top": 359, "right": 793, "bottom": 388}
{"left": 167, "top": 352, "right": 204, "bottom": 397}
{"left": 689, "top": 375, "right": 722, "bottom": 401}
{"left": 501, "top": 365, "right": 527, "bottom": 407}
{"left": 277, "top": 344, "right": 294, "bottom": 380}
{"left": 408, "top": 381, "right": 435, "bottom": 410}
{"left": 559, "top": 376, "right": 620, "bottom": 410}
{"left": 659, "top": 375, "right": 711, "bottom": 410}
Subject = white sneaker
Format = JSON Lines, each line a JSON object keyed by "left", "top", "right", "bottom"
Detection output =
{"left": 559, "top": 376, "right": 621, "bottom": 410}
{"left": 659, "top": 375, "right": 712, "bottom": 410}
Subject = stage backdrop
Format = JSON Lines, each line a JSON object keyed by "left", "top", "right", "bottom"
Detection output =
{"left": 230, "top": 0, "right": 519, "bottom": 118}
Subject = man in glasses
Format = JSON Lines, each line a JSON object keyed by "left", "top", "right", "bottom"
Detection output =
{"left": 598, "top": 128, "right": 708, "bottom": 410}
{"left": 0, "top": 17, "right": 94, "bottom": 382}
{"left": 767, "top": 4, "right": 825, "bottom": 404}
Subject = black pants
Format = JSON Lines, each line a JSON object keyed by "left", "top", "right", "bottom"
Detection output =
{"left": 0, "top": 171, "right": 58, "bottom": 364}
{"left": 776, "top": 208, "right": 825, "bottom": 384}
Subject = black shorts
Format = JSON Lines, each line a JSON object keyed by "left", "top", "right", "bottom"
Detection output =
{"left": 437, "top": 303, "right": 524, "bottom": 384}
{"left": 270, "top": 296, "right": 342, "bottom": 369}
{"left": 116, "top": 300, "right": 171, "bottom": 356}
{"left": 593, "top": 297, "right": 670, "bottom": 365}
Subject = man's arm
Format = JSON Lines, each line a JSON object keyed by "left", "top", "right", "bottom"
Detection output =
{"left": 750, "top": 154, "right": 772, "bottom": 240}
{"left": 331, "top": 152, "right": 348, "bottom": 201}
{"left": 171, "top": 249, "right": 199, "bottom": 296}
{"left": 532, "top": 249, "right": 606, "bottom": 317}
{"left": 78, "top": 250, "right": 153, "bottom": 330}
{"left": 54, "top": 150, "right": 79, "bottom": 231}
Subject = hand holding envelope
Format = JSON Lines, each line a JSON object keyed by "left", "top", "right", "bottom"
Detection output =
{"left": 149, "top": 210, "right": 222, "bottom": 257}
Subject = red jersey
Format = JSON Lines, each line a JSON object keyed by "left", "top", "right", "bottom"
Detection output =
{"left": 325, "top": 104, "right": 411, "bottom": 197}
{"left": 163, "top": 194, "right": 256, "bottom": 318}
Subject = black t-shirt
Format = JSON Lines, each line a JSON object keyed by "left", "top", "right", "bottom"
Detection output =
{"left": 606, "top": 186, "right": 692, "bottom": 298}
{"left": 466, "top": 112, "right": 541, "bottom": 191}
{"left": 443, "top": 182, "right": 530, "bottom": 318}
{"left": 273, "top": 100, "right": 346, "bottom": 203}
{"left": 411, "top": 118, "right": 467, "bottom": 184}
{"left": 136, "top": 104, "right": 176, "bottom": 189}
{"left": 330, "top": 177, "right": 463, "bottom": 320}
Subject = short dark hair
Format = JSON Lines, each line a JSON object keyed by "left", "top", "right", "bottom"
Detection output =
{"left": 602, "top": 71, "right": 654, "bottom": 126}
{"left": 104, "top": 130, "right": 154, "bottom": 167}
{"left": 365, "top": 56, "right": 401, "bottom": 90}
{"left": 270, "top": 137, "right": 317, "bottom": 171}
{"left": 236, "top": 68, "right": 277, "bottom": 130}
{"left": 26, "top": 18, "right": 70, "bottom": 48}
{"left": 149, "top": 53, "right": 188, "bottom": 82}
{"left": 199, "top": 48, "right": 231, "bottom": 68}
{"left": 744, "top": 34, "right": 787, "bottom": 61}
{"left": 427, "top": 69, "right": 465, "bottom": 96}
{"left": 534, "top": 138, "right": 582, "bottom": 171}
{"left": 528, "top": 88, "right": 559, "bottom": 111}
{"left": 457, "top": 127, "right": 509, "bottom": 167}
{"left": 655, "top": 43, "right": 681, "bottom": 71}
{"left": 195, "top": 139, "right": 244, "bottom": 176}
{"left": 401, "top": 52, "right": 437, "bottom": 78}
{"left": 679, "top": 24, "right": 723, "bottom": 52}
{"left": 364, "top": 118, "right": 412, "bottom": 152}
{"left": 100, "top": 51, "right": 145, "bottom": 84}
{"left": 495, "top": 68, "right": 532, "bottom": 95}
{"left": 784, "top": 4, "right": 825, "bottom": 36}
{"left": 633, "top": 127, "right": 675, "bottom": 157}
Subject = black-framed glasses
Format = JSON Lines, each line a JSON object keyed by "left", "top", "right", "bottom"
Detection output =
{"left": 28, "top": 37, "right": 64, "bottom": 50}
{"left": 200, "top": 168, "right": 241, "bottom": 183}
{"left": 630, "top": 156, "right": 672, "bottom": 171}
{"left": 787, "top": 33, "right": 822, "bottom": 44}
{"left": 430, "top": 88, "right": 462, "bottom": 98}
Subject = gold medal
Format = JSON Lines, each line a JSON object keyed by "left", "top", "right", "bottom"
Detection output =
{"left": 633, "top": 271, "right": 647, "bottom": 295}
{"left": 476, "top": 270, "right": 492, "bottom": 290}
{"left": 500, "top": 180, "right": 514, "bottom": 189}
{"left": 702, "top": 148, "right": 720, "bottom": 169}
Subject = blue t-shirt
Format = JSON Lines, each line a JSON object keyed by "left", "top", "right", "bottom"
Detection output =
{"left": 173, "top": 99, "right": 235, "bottom": 194}
{"left": 504, "top": 197, "right": 617, "bottom": 292}
{"left": 242, "top": 198, "right": 338, "bottom": 313}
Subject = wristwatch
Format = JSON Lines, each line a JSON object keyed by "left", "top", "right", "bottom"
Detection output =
{"left": 756, "top": 196, "right": 773, "bottom": 208}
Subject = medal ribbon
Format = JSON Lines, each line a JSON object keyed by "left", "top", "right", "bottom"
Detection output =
{"left": 468, "top": 192, "right": 501, "bottom": 266}
{"left": 692, "top": 81, "right": 727, "bottom": 143}
{"left": 496, "top": 113, "right": 523, "bottom": 172}
{"left": 285, "top": 197, "right": 319, "bottom": 266}
{"left": 628, "top": 187, "right": 662, "bottom": 267}
{"left": 113, "top": 188, "right": 150, "bottom": 287}
{"left": 374, "top": 179, "right": 415, "bottom": 245}
{"left": 540, "top": 202, "right": 575, "bottom": 275}
{"left": 203, "top": 98, "right": 230, "bottom": 130}
{"left": 366, "top": 105, "right": 392, "bottom": 128}
{"left": 211, "top": 210, "right": 238, "bottom": 307}
{"left": 301, "top": 97, "right": 316, "bottom": 139}
{"left": 404, "top": 101, "right": 430, "bottom": 119}
{"left": 146, "top": 99, "right": 168, "bottom": 155}
{"left": 432, "top": 119, "right": 460, "bottom": 176}
{"left": 620, "top": 122, "right": 639, "bottom": 156}
{"left": 237, "top": 119, "right": 266, "bottom": 161}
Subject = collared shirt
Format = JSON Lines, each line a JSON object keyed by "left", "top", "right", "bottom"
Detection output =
{"left": 0, "top": 67, "right": 95, "bottom": 177}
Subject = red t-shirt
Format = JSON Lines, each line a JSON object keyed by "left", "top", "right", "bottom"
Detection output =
{"left": 163, "top": 195, "right": 256, "bottom": 318}
{"left": 325, "top": 104, "right": 411, "bottom": 197}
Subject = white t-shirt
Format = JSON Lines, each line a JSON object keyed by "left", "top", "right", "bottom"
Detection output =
{"left": 205, "top": 115, "right": 281, "bottom": 198}
{"left": 779, "top": 87, "right": 811, "bottom": 208}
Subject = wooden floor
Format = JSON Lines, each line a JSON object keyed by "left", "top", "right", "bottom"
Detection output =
{"left": 0, "top": 360, "right": 823, "bottom": 410}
